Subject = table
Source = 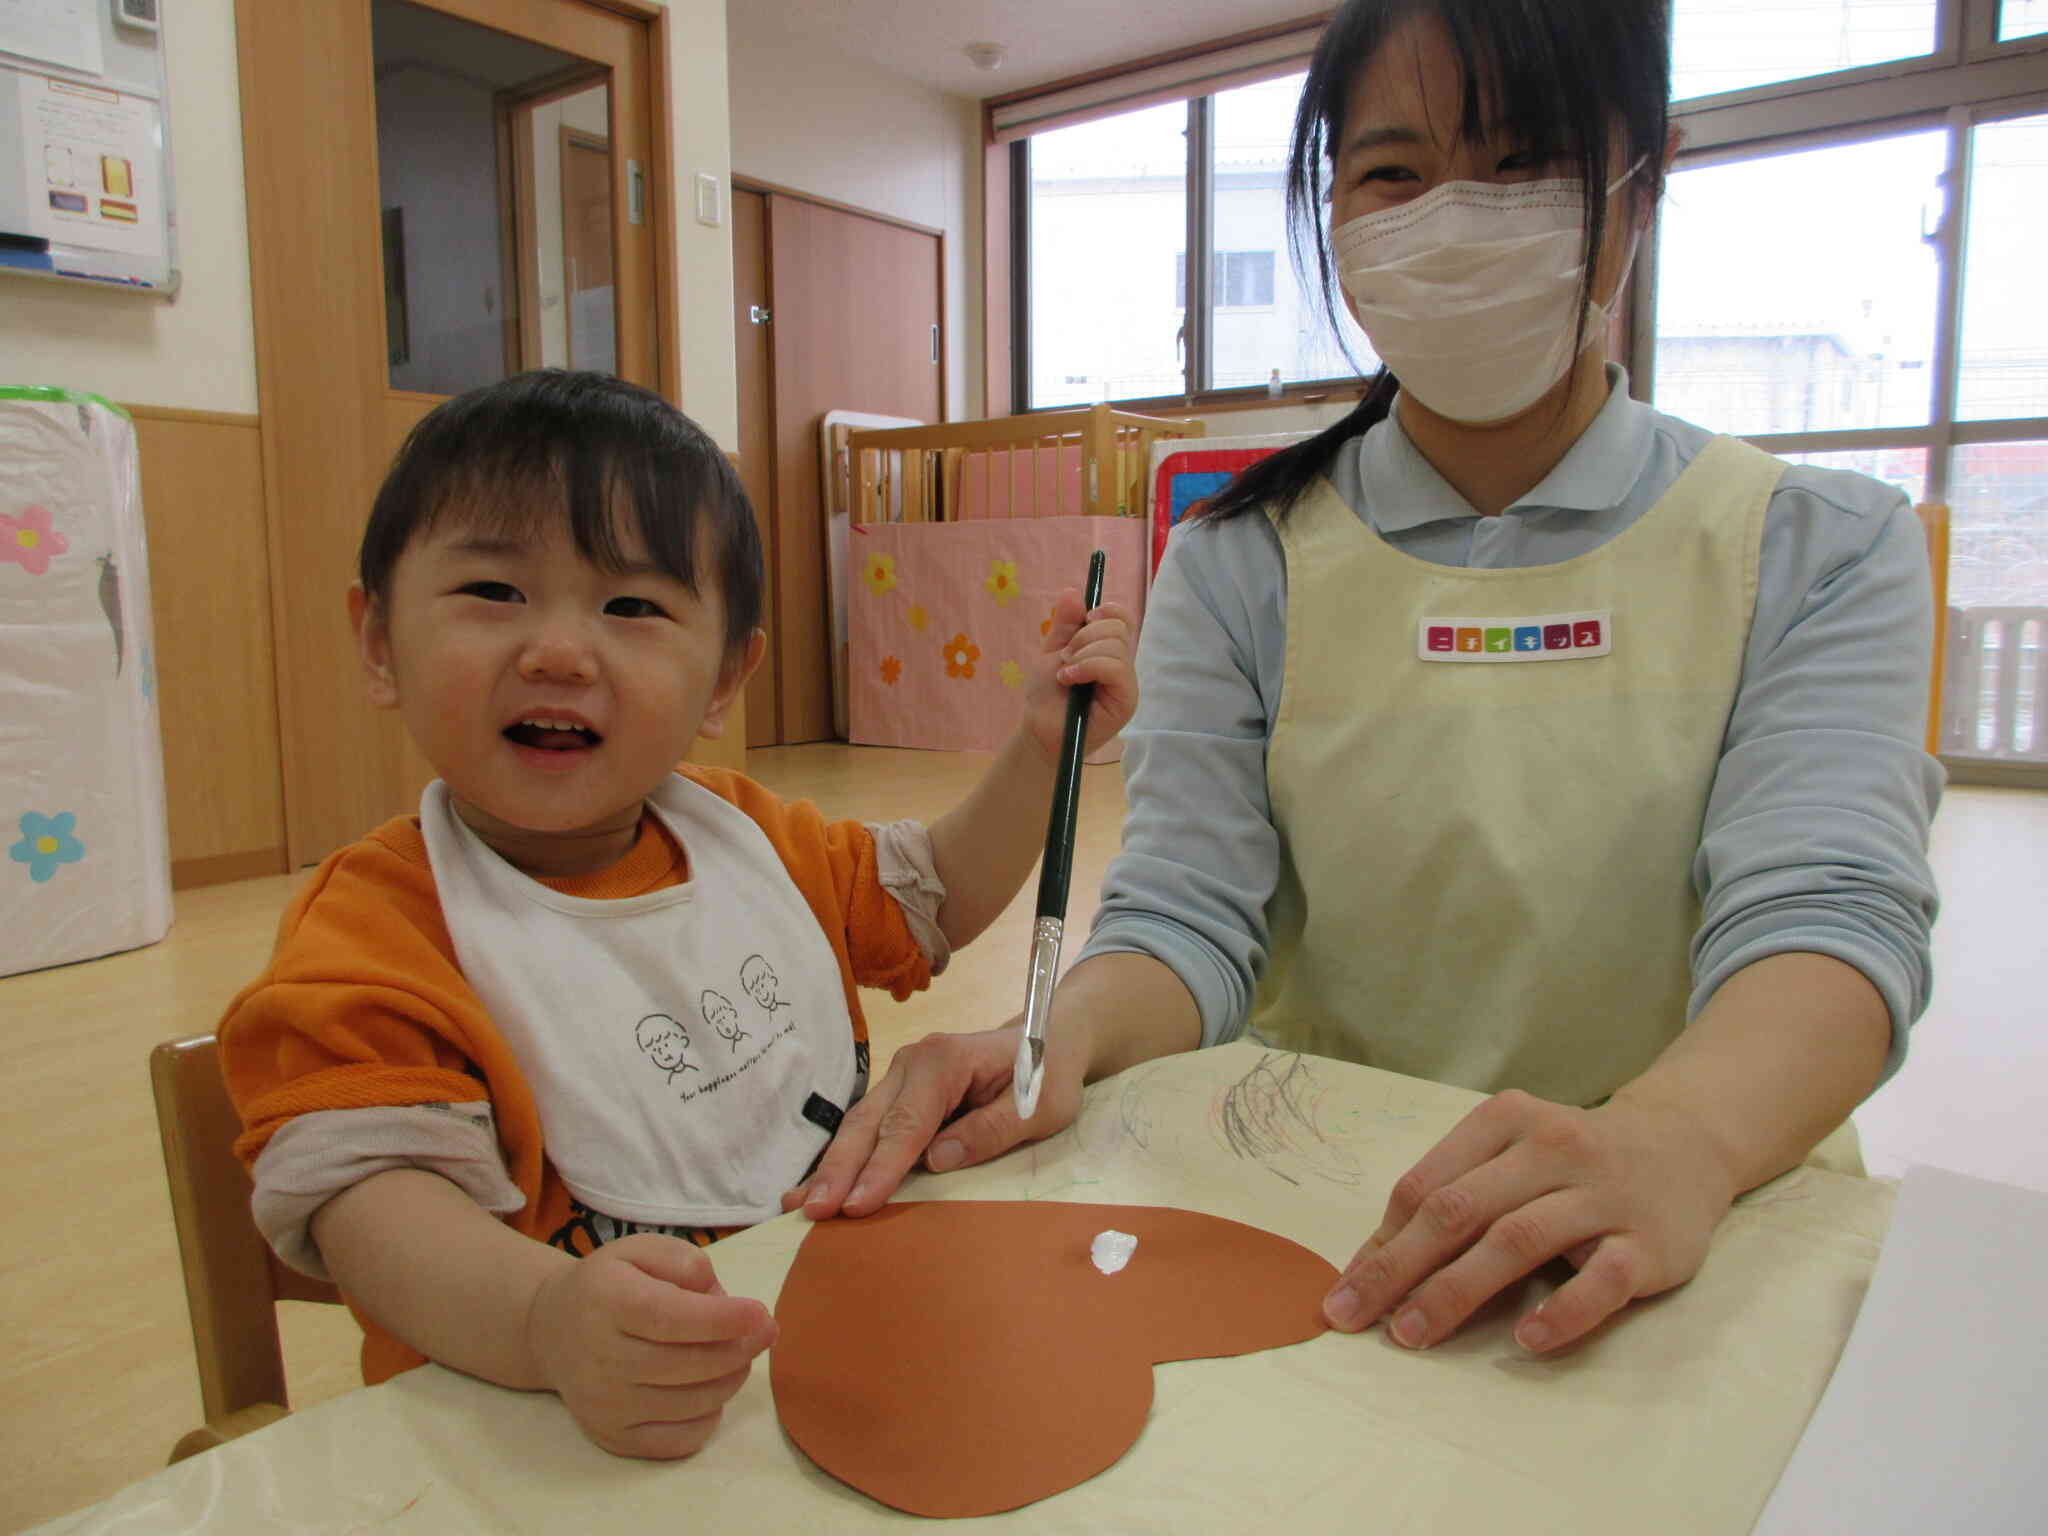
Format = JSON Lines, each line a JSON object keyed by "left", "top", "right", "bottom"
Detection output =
{"left": 36, "top": 1042, "right": 1895, "bottom": 1534}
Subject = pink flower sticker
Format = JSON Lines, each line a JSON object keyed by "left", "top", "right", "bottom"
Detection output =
{"left": 2, "top": 505, "right": 68, "bottom": 576}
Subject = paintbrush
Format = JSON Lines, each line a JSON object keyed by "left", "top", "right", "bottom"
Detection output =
{"left": 1013, "top": 548, "right": 1107, "bottom": 1120}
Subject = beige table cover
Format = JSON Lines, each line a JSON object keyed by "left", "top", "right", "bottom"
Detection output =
{"left": 37, "top": 1042, "right": 1893, "bottom": 1534}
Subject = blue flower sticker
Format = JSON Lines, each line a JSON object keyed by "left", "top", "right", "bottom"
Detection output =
{"left": 10, "top": 812, "right": 86, "bottom": 883}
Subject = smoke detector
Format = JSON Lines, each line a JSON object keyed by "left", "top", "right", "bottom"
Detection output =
{"left": 963, "top": 42, "right": 1007, "bottom": 72}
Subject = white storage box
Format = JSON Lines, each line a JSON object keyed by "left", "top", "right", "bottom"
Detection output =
{"left": 1, "top": 387, "right": 171, "bottom": 977}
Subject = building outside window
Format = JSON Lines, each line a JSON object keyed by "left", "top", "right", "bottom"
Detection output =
{"left": 1023, "top": 69, "right": 1373, "bottom": 408}
{"left": 1178, "top": 251, "right": 1275, "bottom": 311}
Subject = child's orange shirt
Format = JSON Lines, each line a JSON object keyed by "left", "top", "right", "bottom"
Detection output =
{"left": 219, "top": 766, "right": 931, "bottom": 1383}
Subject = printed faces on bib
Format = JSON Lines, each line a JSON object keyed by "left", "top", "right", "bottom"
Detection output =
{"left": 1419, "top": 610, "right": 1611, "bottom": 663}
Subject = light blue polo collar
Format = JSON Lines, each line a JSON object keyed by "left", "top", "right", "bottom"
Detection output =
{"left": 1355, "top": 364, "right": 1656, "bottom": 534}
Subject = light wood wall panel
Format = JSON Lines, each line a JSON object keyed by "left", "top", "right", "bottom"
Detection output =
{"left": 127, "top": 406, "right": 290, "bottom": 887}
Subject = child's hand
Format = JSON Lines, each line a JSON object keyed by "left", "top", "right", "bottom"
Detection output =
{"left": 1024, "top": 589, "right": 1137, "bottom": 763}
{"left": 783, "top": 1021, "right": 1085, "bottom": 1220}
{"left": 525, "top": 1233, "right": 777, "bottom": 1459}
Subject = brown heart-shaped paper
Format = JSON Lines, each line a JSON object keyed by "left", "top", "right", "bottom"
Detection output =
{"left": 770, "top": 1200, "right": 1338, "bottom": 1517}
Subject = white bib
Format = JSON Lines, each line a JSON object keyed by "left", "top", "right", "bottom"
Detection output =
{"left": 420, "top": 775, "right": 862, "bottom": 1227}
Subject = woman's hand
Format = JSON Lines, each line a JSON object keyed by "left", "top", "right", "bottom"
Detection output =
{"left": 783, "top": 1022, "right": 1086, "bottom": 1220}
{"left": 526, "top": 1236, "right": 777, "bottom": 1459}
{"left": 1325, "top": 955, "right": 1892, "bottom": 1353}
{"left": 1024, "top": 590, "right": 1137, "bottom": 761}
{"left": 1321, "top": 1087, "right": 1741, "bottom": 1353}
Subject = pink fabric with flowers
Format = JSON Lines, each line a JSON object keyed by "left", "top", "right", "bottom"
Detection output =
{"left": 847, "top": 517, "right": 1148, "bottom": 760}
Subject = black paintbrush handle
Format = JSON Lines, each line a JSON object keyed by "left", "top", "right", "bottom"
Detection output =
{"left": 1034, "top": 549, "right": 1107, "bottom": 922}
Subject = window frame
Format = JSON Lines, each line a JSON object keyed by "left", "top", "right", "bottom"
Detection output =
{"left": 1630, "top": 18, "right": 2048, "bottom": 506}
{"left": 1012, "top": 86, "right": 1375, "bottom": 414}
{"left": 1661, "top": 0, "right": 2040, "bottom": 113}
{"left": 1000, "top": 1, "right": 2048, "bottom": 417}
{"left": 1632, "top": 0, "right": 2048, "bottom": 780}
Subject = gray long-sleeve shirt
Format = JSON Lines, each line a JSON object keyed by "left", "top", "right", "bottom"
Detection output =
{"left": 1078, "top": 368, "right": 1944, "bottom": 1083}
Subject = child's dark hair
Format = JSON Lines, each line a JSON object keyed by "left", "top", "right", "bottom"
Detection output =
{"left": 1202, "top": 0, "right": 1671, "bottom": 527}
{"left": 359, "top": 369, "right": 763, "bottom": 660}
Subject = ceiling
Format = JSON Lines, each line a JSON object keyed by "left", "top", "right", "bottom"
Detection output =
{"left": 726, "top": 0, "right": 1329, "bottom": 99}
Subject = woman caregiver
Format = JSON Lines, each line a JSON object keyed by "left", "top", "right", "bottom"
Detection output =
{"left": 792, "top": 0, "right": 1942, "bottom": 1356}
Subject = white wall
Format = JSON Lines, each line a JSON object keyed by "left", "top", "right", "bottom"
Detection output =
{"left": 663, "top": 1, "right": 739, "bottom": 445}
{"left": 4, "top": 0, "right": 257, "bottom": 412}
{"left": 724, "top": 6, "right": 982, "bottom": 420}
{"left": 3, "top": 0, "right": 741, "bottom": 446}
{"left": 378, "top": 61, "right": 507, "bottom": 396}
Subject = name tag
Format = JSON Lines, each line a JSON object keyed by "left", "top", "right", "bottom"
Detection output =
{"left": 1418, "top": 610, "right": 1611, "bottom": 663}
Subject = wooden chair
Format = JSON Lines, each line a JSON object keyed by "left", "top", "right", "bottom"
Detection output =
{"left": 149, "top": 1034, "right": 343, "bottom": 1463}
{"left": 1914, "top": 502, "right": 1951, "bottom": 756}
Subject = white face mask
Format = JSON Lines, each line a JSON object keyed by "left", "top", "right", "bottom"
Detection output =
{"left": 1333, "top": 161, "right": 1642, "bottom": 424}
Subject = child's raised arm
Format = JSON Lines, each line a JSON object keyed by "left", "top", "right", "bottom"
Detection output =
{"left": 310, "top": 1169, "right": 775, "bottom": 1459}
{"left": 924, "top": 588, "right": 1136, "bottom": 950}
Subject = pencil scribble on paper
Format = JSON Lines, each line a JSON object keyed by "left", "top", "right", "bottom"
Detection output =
{"left": 1735, "top": 1170, "right": 1816, "bottom": 1212}
{"left": 1117, "top": 1061, "right": 1170, "bottom": 1151}
{"left": 1213, "top": 1052, "right": 1368, "bottom": 1189}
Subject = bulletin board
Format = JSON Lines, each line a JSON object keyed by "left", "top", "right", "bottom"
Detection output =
{"left": 0, "top": 0, "right": 177, "bottom": 292}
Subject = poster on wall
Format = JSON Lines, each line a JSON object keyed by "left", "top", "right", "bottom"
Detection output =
{"left": 16, "top": 72, "right": 164, "bottom": 270}
{"left": 0, "top": 0, "right": 175, "bottom": 292}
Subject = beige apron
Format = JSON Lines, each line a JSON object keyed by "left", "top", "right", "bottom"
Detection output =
{"left": 1251, "top": 435, "right": 1781, "bottom": 1110}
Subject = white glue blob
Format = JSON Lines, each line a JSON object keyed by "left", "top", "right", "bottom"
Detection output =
{"left": 1090, "top": 1229, "right": 1138, "bottom": 1275}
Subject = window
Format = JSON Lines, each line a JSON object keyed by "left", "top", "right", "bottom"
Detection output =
{"left": 1648, "top": 0, "right": 2048, "bottom": 769}
{"left": 1669, "top": 0, "right": 1939, "bottom": 100}
{"left": 1206, "top": 73, "right": 1373, "bottom": 391}
{"left": 1010, "top": 3, "right": 2038, "bottom": 426}
{"left": 1026, "top": 104, "right": 1187, "bottom": 409}
{"left": 1950, "top": 441, "right": 2048, "bottom": 607}
{"left": 1958, "top": 111, "right": 2048, "bottom": 421}
{"left": 1653, "top": 131, "right": 1944, "bottom": 436}
{"left": 1019, "top": 66, "right": 1375, "bottom": 408}
{"left": 2003, "top": 0, "right": 2048, "bottom": 41}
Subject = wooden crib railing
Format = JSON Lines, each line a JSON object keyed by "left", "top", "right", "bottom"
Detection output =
{"left": 845, "top": 405, "right": 1203, "bottom": 527}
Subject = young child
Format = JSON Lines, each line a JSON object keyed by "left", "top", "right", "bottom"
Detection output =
{"left": 217, "top": 369, "right": 1136, "bottom": 1460}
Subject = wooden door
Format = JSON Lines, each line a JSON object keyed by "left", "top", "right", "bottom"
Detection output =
{"left": 764, "top": 194, "right": 944, "bottom": 743}
{"left": 731, "top": 186, "right": 780, "bottom": 748}
{"left": 235, "top": 0, "right": 714, "bottom": 870}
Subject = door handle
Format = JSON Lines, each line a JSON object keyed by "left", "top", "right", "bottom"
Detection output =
{"left": 931, "top": 324, "right": 940, "bottom": 365}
